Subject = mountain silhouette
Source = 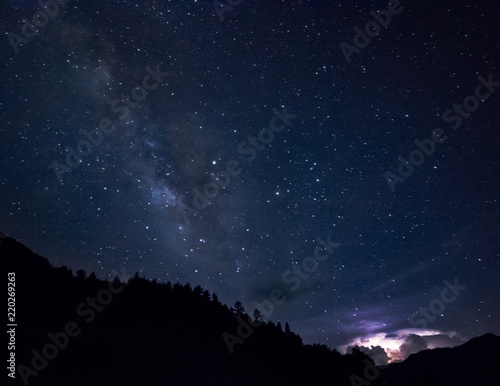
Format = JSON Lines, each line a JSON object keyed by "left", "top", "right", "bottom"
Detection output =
{"left": 372, "top": 333, "right": 500, "bottom": 386}
{"left": 1, "top": 234, "right": 370, "bottom": 385}
{"left": 2, "top": 234, "right": 498, "bottom": 385}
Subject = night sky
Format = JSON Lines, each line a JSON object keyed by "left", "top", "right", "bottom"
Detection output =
{"left": 1, "top": 0, "right": 499, "bottom": 363}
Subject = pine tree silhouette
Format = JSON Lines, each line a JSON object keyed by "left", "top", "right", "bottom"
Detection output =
{"left": 233, "top": 301, "right": 245, "bottom": 315}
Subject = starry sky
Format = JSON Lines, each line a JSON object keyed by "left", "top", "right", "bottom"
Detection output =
{"left": 1, "top": 0, "right": 499, "bottom": 362}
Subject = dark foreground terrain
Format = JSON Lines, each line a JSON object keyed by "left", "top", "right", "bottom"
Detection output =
{"left": 1, "top": 234, "right": 498, "bottom": 386}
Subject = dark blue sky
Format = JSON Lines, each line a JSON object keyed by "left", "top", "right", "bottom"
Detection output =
{"left": 1, "top": 0, "right": 499, "bottom": 361}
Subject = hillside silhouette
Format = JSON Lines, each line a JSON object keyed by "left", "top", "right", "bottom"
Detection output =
{"left": 1, "top": 234, "right": 371, "bottom": 385}
{"left": 372, "top": 332, "right": 500, "bottom": 386}
{"left": 2, "top": 234, "right": 498, "bottom": 385}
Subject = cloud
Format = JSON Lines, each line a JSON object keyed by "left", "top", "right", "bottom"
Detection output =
{"left": 391, "top": 333, "right": 428, "bottom": 362}
{"left": 422, "top": 332, "right": 465, "bottom": 349}
{"left": 339, "top": 328, "right": 466, "bottom": 365}
{"left": 354, "top": 345, "right": 390, "bottom": 366}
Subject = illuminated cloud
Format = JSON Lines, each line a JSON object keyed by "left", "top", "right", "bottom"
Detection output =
{"left": 340, "top": 328, "right": 466, "bottom": 365}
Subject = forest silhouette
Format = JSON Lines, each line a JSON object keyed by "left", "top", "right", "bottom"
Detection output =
{"left": 1, "top": 234, "right": 498, "bottom": 385}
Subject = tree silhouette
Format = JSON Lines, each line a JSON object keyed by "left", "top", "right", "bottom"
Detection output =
{"left": 76, "top": 269, "right": 86, "bottom": 280}
{"left": 253, "top": 308, "right": 264, "bottom": 323}
{"left": 233, "top": 301, "right": 245, "bottom": 315}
